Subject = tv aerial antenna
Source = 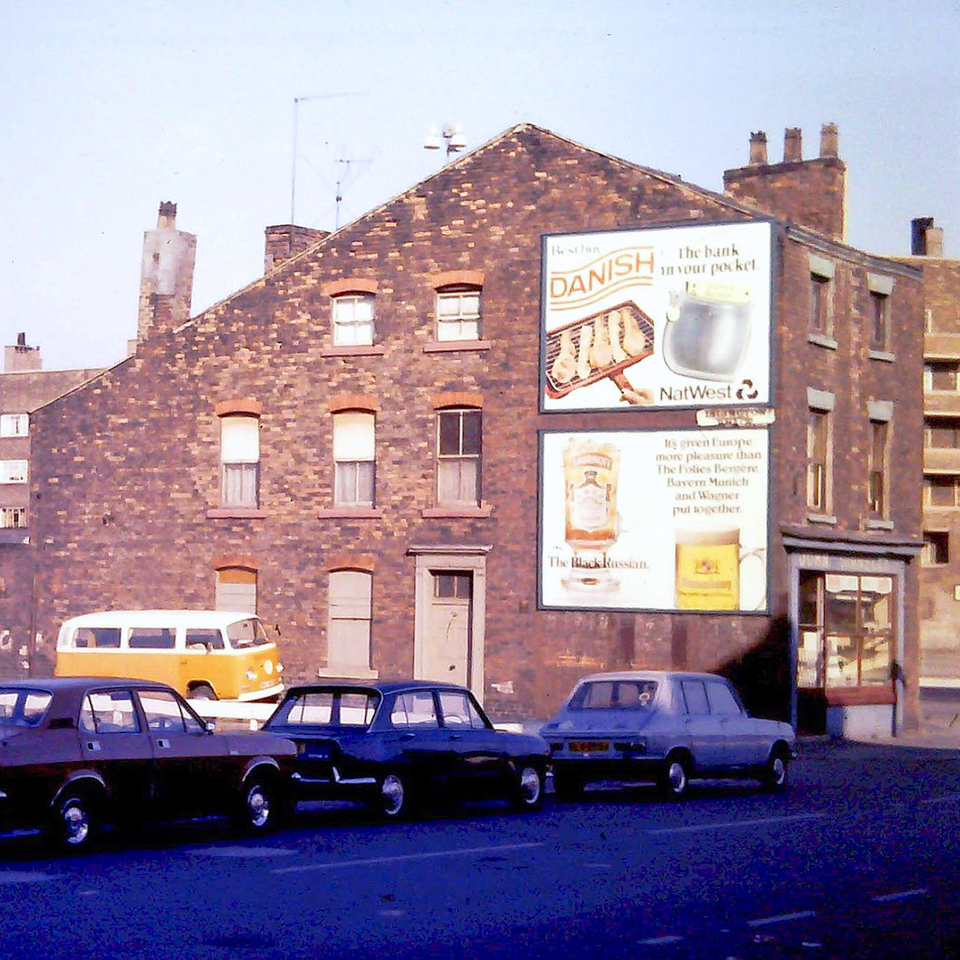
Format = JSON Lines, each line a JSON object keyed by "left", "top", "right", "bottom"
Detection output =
{"left": 290, "top": 92, "right": 365, "bottom": 224}
{"left": 334, "top": 154, "right": 373, "bottom": 229}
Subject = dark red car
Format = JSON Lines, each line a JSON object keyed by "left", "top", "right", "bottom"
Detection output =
{"left": 0, "top": 677, "right": 296, "bottom": 850}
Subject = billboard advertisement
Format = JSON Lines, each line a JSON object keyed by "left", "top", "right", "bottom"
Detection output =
{"left": 540, "top": 427, "right": 770, "bottom": 613}
{"left": 541, "top": 220, "right": 773, "bottom": 411}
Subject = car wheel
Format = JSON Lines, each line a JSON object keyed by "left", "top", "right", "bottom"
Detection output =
{"left": 659, "top": 753, "right": 690, "bottom": 799}
{"left": 190, "top": 683, "right": 217, "bottom": 701}
{"left": 235, "top": 777, "right": 278, "bottom": 833}
{"left": 552, "top": 770, "right": 585, "bottom": 801}
{"left": 763, "top": 747, "right": 790, "bottom": 792}
{"left": 49, "top": 791, "right": 99, "bottom": 851}
{"left": 375, "top": 772, "right": 411, "bottom": 820}
{"left": 512, "top": 764, "right": 544, "bottom": 812}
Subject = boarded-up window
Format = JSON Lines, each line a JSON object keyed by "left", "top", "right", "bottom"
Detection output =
{"left": 328, "top": 570, "right": 372, "bottom": 674}
{"left": 216, "top": 567, "right": 257, "bottom": 614}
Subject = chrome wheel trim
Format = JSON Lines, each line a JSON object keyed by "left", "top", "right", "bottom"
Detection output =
{"left": 770, "top": 755, "right": 787, "bottom": 786}
{"left": 246, "top": 784, "right": 271, "bottom": 829}
{"left": 62, "top": 801, "right": 90, "bottom": 846}
{"left": 667, "top": 760, "right": 687, "bottom": 795}
{"left": 380, "top": 774, "right": 405, "bottom": 817}
{"left": 518, "top": 766, "right": 541, "bottom": 806}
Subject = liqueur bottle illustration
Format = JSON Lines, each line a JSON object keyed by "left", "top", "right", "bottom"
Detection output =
{"left": 561, "top": 438, "right": 620, "bottom": 594}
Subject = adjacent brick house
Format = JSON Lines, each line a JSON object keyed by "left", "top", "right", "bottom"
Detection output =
{"left": 28, "top": 122, "right": 924, "bottom": 734}
{"left": 0, "top": 337, "right": 103, "bottom": 677}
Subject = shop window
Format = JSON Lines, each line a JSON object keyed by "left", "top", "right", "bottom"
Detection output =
{"left": 327, "top": 570, "right": 373, "bottom": 675}
{"left": 925, "top": 361, "right": 960, "bottom": 392}
{"left": 924, "top": 474, "right": 960, "bottom": 507}
{"left": 922, "top": 531, "right": 950, "bottom": 566}
{"left": 926, "top": 418, "right": 960, "bottom": 449}
{"left": 797, "top": 571, "right": 894, "bottom": 690}
{"left": 0, "top": 460, "right": 27, "bottom": 484}
{"left": 806, "top": 409, "right": 831, "bottom": 512}
{"left": 436, "top": 287, "right": 481, "bottom": 341}
{"left": 332, "top": 293, "right": 375, "bottom": 346}
{"left": 220, "top": 415, "right": 259, "bottom": 507}
{"left": 216, "top": 567, "right": 257, "bottom": 614}
{"left": 0, "top": 508, "right": 26, "bottom": 529}
{"left": 333, "top": 412, "right": 375, "bottom": 506}
{"left": 0, "top": 414, "right": 28, "bottom": 437}
{"left": 867, "top": 420, "right": 888, "bottom": 517}
{"left": 437, "top": 408, "right": 481, "bottom": 506}
{"left": 869, "top": 291, "right": 889, "bottom": 351}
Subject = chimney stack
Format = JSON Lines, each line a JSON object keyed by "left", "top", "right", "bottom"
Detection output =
{"left": 723, "top": 124, "right": 846, "bottom": 242}
{"left": 911, "top": 217, "right": 944, "bottom": 257}
{"left": 264, "top": 224, "right": 329, "bottom": 273}
{"left": 137, "top": 201, "right": 197, "bottom": 346}
{"left": 748, "top": 131, "right": 768, "bottom": 165}
{"left": 783, "top": 127, "right": 802, "bottom": 163}
{"left": 4, "top": 333, "right": 42, "bottom": 373}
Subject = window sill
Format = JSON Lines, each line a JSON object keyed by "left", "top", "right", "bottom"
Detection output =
{"left": 206, "top": 508, "right": 266, "bottom": 519}
{"left": 317, "top": 507, "right": 384, "bottom": 519}
{"left": 317, "top": 666, "right": 380, "bottom": 680}
{"left": 321, "top": 345, "right": 385, "bottom": 358}
{"left": 866, "top": 518, "right": 895, "bottom": 530}
{"left": 422, "top": 504, "right": 492, "bottom": 518}
{"left": 867, "top": 349, "right": 896, "bottom": 363}
{"left": 422, "top": 340, "right": 493, "bottom": 353}
{"left": 807, "top": 331, "right": 838, "bottom": 350}
{"left": 805, "top": 512, "right": 837, "bottom": 525}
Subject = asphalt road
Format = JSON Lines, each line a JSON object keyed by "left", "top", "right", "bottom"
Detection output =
{"left": 2, "top": 741, "right": 960, "bottom": 959}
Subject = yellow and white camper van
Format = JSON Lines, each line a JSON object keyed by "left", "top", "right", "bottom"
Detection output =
{"left": 55, "top": 610, "right": 284, "bottom": 701}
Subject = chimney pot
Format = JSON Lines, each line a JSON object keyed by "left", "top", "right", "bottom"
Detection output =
{"left": 748, "top": 131, "right": 768, "bottom": 165}
{"left": 157, "top": 200, "right": 177, "bottom": 229}
{"left": 784, "top": 127, "right": 802, "bottom": 163}
{"left": 819, "top": 122, "right": 839, "bottom": 159}
{"left": 16, "top": 332, "right": 25, "bottom": 347}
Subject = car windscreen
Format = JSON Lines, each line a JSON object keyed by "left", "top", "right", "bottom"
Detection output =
{"left": 225, "top": 617, "right": 271, "bottom": 648}
{"left": 568, "top": 680, "right": 658, "bottom": 710}
{"left": 0, "top": 688, "right": 53, "bottom": 727}
{"left": 271, "top": 690, "right": 380, "bottom": 729}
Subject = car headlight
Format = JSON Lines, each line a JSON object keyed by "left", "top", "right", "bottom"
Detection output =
{"left": 264, "top": 660, "right": 274, "bottom": 675}
{"left": 245, "top": 669, "right": 257, "bottom": 680}
{"left": 277, "top": 662, "right": 284, "bottom": 674}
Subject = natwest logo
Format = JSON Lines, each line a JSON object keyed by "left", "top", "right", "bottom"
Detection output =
{"left": 549, "top": 246, "right": 655, "bottom": 312}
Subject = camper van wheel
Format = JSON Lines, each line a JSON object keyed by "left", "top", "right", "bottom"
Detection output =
{"left": 190, "top": 684, "right": 216, "bottom": 700}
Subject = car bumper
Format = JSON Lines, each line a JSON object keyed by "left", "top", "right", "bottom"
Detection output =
{"left": 236, "top": 682, "right": 285, "bottom": 702}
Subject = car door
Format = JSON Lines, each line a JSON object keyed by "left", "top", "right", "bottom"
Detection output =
{"left": 705, "top": 679, "right": 755, "bottom": 768}
{"left": 135, "top": 686, "right": 230, "bottom": 815}
{"left": 677, "top": 679, "right": 718, "bottom": 769}
{"left": 385, "top": 690, "right": 449, "bottom": 789}
{"left": 436, "top": 689, "right": 504, "bottom": 796}
{"left": 78, "top": 688, "right": 153, "bottom": 807}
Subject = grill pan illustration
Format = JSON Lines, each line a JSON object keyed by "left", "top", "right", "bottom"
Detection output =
{"left": 544, "top": 301, "right": 655, "bottom": 404}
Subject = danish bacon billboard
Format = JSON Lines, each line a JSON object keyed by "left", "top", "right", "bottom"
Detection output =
{"left": 540, "top": 220, "right": 774, "bottom": 411}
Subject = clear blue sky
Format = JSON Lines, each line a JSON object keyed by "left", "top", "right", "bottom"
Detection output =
{"left": 2, "top": 0, "right": 957, "bottom": 371}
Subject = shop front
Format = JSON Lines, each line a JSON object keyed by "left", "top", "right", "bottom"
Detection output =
{"left": 785, "top": 533, "right": 919, "bottom": 737}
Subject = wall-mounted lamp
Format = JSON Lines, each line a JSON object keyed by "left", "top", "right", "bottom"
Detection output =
{"left": 424, "top": 123, "right": 467, "bottom": 157}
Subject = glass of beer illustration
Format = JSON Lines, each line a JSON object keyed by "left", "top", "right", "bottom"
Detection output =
{"left": 674, "top": 524, "right": 765, "bottom": 611}
{"left": 562, "top": 438, "right": 620, "bottom": 593}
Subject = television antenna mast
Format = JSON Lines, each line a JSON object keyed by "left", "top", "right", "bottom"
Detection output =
{"left": 290, "top": 92, "right": 364, "bottom": 224}
{"left": 335, "top": 155, "right": 373, "bottom": 229}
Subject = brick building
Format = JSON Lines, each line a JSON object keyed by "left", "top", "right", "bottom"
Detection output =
{"left": 903, "top": 219, "right": 960, "bottom": 681}
{"left": 28, "top": 122, "right": 924, "bottom": 734}
{"left": 0, "top": 336, "right": 102, "bottom": 676}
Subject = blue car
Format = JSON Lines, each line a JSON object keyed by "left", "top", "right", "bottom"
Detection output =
{"left": 263, "top": 680, "right": 550, "bottom": 819}
{"left": 542, "top": 671, "right": 795, "bottom": 799}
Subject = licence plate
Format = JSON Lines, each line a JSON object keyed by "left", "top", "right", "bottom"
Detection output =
{"left": 569, "top": 741, "right": 609, "bottom": 753}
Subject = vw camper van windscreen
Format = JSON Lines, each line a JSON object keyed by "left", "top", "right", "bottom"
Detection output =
{"left": 225, "top": 617, "right": 270, "bottom": 648}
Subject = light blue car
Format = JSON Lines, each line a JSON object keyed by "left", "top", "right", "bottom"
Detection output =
{"left": 541, "top": 671, "right": 795, "bottom": 800}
